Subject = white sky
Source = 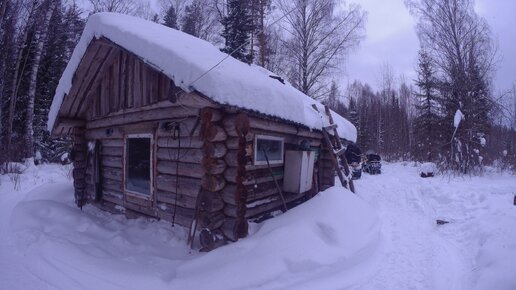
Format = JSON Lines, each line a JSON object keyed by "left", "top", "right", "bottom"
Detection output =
{"left": 345, "top": 0, "right": 516, "bottom": 94}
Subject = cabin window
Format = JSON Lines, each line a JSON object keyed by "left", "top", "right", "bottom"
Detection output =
{"left": 254, "top": 135, "right": 284, "bottom": 165}
{"left": 125, "top": 134, "right": 152, "bottom": 196}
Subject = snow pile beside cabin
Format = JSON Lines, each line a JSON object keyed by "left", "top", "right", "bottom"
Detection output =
{"left": 48, "top": 12, "right": 356, "bottom": 142}
{"left": 3, "top": 166, "right": 379, "bottom": 289}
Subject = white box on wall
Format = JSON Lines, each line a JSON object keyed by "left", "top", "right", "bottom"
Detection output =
{"left": 283, "top": 150, "right": 315, "bottom": 193}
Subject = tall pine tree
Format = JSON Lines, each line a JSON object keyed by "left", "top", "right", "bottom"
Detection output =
{"left": 163, "top": 4, "right": 178, "bottom": 29}
{"left": 220, "top": 0, "right": 254, "bottom": 63}
{"left": 413, "top": 49, "right": 441, "bottom": 162}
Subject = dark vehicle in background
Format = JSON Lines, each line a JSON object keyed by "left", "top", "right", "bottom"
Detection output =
{"left": 363, "top": 153, "right": 382, "bottom": 175}
{"left": 345, "top": 143, "right": 362, "bottom": 179}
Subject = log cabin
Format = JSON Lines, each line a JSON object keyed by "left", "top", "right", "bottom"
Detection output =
{"left": 48, "top": 13, "right": 357, "bottom": 250}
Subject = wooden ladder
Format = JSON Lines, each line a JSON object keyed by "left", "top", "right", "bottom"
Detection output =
{"left": 313, "top": 104, "right": 355, "bottom": 193}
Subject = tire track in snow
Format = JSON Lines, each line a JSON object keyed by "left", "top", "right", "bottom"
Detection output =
{"left": 353, "top": 163, "right": 467, "bottom": 290}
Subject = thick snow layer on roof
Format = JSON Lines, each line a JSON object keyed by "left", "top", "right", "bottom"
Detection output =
{"left": 48, "top": 13, "right": 356, "bottom": 142}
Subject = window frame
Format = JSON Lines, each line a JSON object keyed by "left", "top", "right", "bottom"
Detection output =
{"left": 124, "top": 133, "right": 154, "bottom": 199}
{"left": 253, "top": 135, "right": 284, "bottom": 166}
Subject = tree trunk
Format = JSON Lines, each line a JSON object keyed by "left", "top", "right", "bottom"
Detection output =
{"left": 6, "top": 0, "right": 39, "bottom": 158}
{"left": 24, "top": 0, "right": 56, "bottom": 158}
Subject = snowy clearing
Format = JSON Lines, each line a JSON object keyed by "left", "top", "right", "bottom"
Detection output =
{"left": 0, "top": 162, "right": 515, "bottom": 290}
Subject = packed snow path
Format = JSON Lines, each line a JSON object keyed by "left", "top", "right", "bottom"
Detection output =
{"left": 0, "top": 162, "right": 515, "bottom": 289}
{"left": 354, "top": 163, "right": 516, "bottom": 290}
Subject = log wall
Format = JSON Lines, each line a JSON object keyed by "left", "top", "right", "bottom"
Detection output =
{"left": 70, "top": 41, "right": 339, "bottom": 251}
{"left": 220, "top": 112, "right": 330, "bottom": 226}
{"left": 83, "top": 115, "right": 206, "bottom": 227}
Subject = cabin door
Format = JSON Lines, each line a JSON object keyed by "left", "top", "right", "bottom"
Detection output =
{"left": 124, "top": 133, "right": 153, "bottom": 198}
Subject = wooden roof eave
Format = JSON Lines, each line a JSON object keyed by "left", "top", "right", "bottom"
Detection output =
{"left": 52, "top": 38, "right": 122, "bottom": 136}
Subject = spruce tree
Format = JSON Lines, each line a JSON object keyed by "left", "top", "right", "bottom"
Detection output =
{"left": 220, "top": 0, "right": 254, "bottom": 63}
{"left": 347, "top": 97, "right": 359, "bottom": 129}
{"left": 181, "top": 1, "right": 201, "bottom": 37}
{"left": 34, "top": 2, "right": 83, "bottom": 162}
{"left": 413, "top": 50, "right": 441, "bottom": 162}
{"left": 163, "top": 4, "right": 178, "bottom": 29}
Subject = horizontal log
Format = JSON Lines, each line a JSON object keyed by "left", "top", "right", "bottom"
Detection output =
{"left": 155, "top": 174, "right": 201, "bottom": 198}
{"left": 157, "top": 161, "right": 204, "bottom": 179}
{"left": 157, "top": 136, "right": 203, "bottom": 148}
{"left": 102, "top": 156, "right": 123, "bottom": 168}
{"left": 122, "top": 199, "right": 156, "bottom": 217}
{"left": 102, "top": 191, "right": 124, "bottom": 204}
{"left": 94, "top": 199, "right": 125, "bottom": 215}
{"left": 246, "top": 181, "right": 283, "bottom": 203}
{"left": 85, "top": 127, "right": 125, "bottom": 139}
{"left": 126, "top": 193, "right": 153, "bottom": 207}
{"left": 101, "top": 138, "right": 124, "bottom": 147}
{"left": 103, "top": 190, "right": 123, "bottom": 200}
{"left": 242, "top": 175, "right": 283, "bottom": 186}
{"left": 245, "top": 166, "right": 284, "bottom": 178}
{"left": 224, "top": 192, "right": 305, "bottom": 218}
{"left": 102, "top": 146, "right": 123, "bottom": 157}
{"left": 156, "top": 148, "right": 203, "bottom": 164}
{"left": 155, "top": 190, "right": 197, "bottom": 209}
{"left": 156, "top": 117, "right": 201, "bottom": 138}
{"left": 156, "top": 201, "right": 195, "bottom": 218}
{"left": 102, "top": 166, "right": 123, "bottom": 181}
{"left": 221, "top": 181, "right": 282, "bottom": 206}
{"left": 102, "top": 177, "right": 123, "bottom": 193}
{"left": 87, "top": 105, "right": 199, "bottom": 129}
{"left": 244, "top": 163, "right": 283, "bottom": 171}
{"left": 156, "top": 206, "right": 193, "bottom": 228}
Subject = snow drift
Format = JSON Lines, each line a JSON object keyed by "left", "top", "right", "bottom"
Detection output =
{"left": 7, "top": 176, "right": 379, "bottom": 289}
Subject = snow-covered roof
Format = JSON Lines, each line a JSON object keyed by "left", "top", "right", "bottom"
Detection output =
{"left": 48, "top": 13, "right": 356, "bottom": 142}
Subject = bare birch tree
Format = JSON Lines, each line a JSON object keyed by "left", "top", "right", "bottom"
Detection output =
{"left": 23, "top": 0, "right": 57, "bottom": 157}
{"left": 276, "top": 0, "right": 365, "bottom": 99}
{"left": 5, "top": 0, "right": 40, "bottom": 158}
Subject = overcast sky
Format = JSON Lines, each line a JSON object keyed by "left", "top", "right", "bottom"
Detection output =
{"left": 345, "top": 0, "right": 516, "bottom": 94}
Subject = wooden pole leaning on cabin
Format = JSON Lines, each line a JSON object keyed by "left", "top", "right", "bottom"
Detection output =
{"left": 262, "top": 149, "right": 288, "bottom": 212}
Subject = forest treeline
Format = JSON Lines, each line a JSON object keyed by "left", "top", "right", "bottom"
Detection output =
{"left": 0, "top": 0, "right": 514, "bottom": 172}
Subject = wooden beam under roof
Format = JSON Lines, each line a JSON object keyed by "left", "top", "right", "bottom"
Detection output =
{"left": 74, "top": 46, "right": 119, "bottom": 118}
{"left": 58, "top": 41, "right": 102, "bottom": 118}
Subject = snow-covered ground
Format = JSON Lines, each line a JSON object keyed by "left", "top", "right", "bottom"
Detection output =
{"left": 0, "top": 162, "right": 515, "bottom": 290}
